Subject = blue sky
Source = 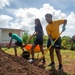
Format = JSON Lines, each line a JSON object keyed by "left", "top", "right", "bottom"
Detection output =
{"left": 3, "top": 0, "right": 75, "bottom": 15}
{"left": 0, "top": 0, "right": 75, "bottom": 37}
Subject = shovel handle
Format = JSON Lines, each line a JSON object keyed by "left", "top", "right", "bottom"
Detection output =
{"left": 36, "top": 31, "right": 63, "bottom": 64}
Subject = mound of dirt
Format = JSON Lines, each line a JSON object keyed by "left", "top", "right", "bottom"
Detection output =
{"left": 0, "top": 48, "right": 49, "bottom": 75}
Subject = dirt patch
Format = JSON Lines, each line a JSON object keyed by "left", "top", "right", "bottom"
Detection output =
{"left": 0, "top": 48, "right": 75, "bottom": 75}
{"left": 0, "top": 49, "right": 49, "bottom": 75}
{"left": 63, "top": 60, "right": 75, "bottom": 75}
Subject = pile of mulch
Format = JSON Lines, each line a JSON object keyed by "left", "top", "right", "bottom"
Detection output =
{"left": 0, "top": 48, "right": 50, "bottom": 75}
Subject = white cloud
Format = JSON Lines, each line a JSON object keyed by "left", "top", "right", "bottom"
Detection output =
{"left": 63, "top": 12, "right": 75, "bottom": 37}
{"left": 0, "top": 3, "right": 75, "bottom": 37}
{"left": 0, "top": 14, "right": 13, "bottom": 27}
{"left": 0, "top": 0, "right": 10, "bottom": 9}
{"left": 11, "top": 4, "right": 68, "bottom": 35}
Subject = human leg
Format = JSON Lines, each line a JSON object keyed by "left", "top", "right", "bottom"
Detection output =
{"left": 55, "top": 48, "right": 62, "bottom": 64}
{"left": 15, "top": 42, "right": 24, "bottom": 52}
{"left": 50, "top": 48, "right": 55, "bottom": 63}
{"left": 21, "top": 47, "right": 24, "bottom": 52}
{"left": 55, "top": 48, "right": 62, "bottom": 70}
{"left": 47, "top": 39, "right": 55, "bottom": 66}
{"left": 31, "top": 44, "right": 37, "bottom": 59}
{"left": 39, "top": 45, "right": 46, "bottom": 64}
{"left": 14, "top": 46, "right": 17, "bottom": 56}
{"left": 55, "top": 37, "right": 62, "bottom": 70}
{"left": 48, "top": 48, "right": 55, "bottom": 66}
{"left": 28, "top": 44, "right": 37, "bottom": 63}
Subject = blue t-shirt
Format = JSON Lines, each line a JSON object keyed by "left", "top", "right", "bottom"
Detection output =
{"left": 11, "top": 33, "right": 22, "bottom": 42}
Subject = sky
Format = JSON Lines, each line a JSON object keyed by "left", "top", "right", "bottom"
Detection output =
{"left": 0, "top": 0, "right": 75, "bottom": 37}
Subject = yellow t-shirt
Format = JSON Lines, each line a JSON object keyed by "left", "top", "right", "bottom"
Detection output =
{"left": 46, "top": 20, "right": 64, "bottom": 39}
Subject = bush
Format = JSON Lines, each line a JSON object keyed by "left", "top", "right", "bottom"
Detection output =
{"left": 73, "top": 44, "right": 75, "bottom": 50}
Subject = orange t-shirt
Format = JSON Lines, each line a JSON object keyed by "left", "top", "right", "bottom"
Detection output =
{"left": 46, "top": 20, "right": 64, "bottom": 39}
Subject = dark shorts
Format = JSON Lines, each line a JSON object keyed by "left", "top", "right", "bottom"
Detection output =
{"left": 34, "top": 38, "right": 43, "bottom": 45}
{"left": 15, "top": 42, "right": 22, "bottom": 46}
{"left": 47, "top": 37, "right": 61, "bottom": 49}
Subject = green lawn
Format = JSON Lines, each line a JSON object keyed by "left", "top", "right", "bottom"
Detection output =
{"left": 2, "top": 47, "right": 75, "bottom": 65}
{"left": 2, "top": 47, "right": 23, "bottom": 55}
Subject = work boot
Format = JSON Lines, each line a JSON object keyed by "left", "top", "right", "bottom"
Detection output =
{"left": 58, "top": 64, "right": 63, "bottom": 71}
{"left": 41, "top": 58, "right": 46, "bottom": 65}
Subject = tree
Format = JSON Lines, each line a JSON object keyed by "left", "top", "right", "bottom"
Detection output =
{"left": 61, "top": 36, "right": 71, "bottom": 49}
{"left": 43, "top": 35, "right": 48, "bottom": 45}
{"left": 22, "top": 32, "right": 29, "bottom": 44}
{"left": 69, "top": 35, "right": 75, "bottom": 50}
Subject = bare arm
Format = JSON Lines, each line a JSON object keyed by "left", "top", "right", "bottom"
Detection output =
{"left": 21, "top": 32, "right": 37, "bottom": 48}
{"left": 48, "top": 34, "right": 54, "bottom": 46}
{"left": 9, "top": 38, "right": 12, "bottom": 47}
{"left": 48, "top": 34, "right": 53, "bottom": 41}
{"left": 30, "top": 31, "right": 38, "bottom": 38}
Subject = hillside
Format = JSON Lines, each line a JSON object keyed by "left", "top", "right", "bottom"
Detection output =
{"left": 0, "top": 48, "right": 49, "bottom": 75}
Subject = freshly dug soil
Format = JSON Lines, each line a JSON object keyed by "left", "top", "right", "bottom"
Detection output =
{"left": 1, "top": 48, "right": 75, "bottom": 75}
{"left": 0, "top": 48, "right": 49, "bottom": 75}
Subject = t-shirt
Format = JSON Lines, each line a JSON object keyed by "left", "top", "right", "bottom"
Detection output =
{"left": 11, "top": 33, "right": 22, "bottom": 42}
{"left": 46, "top": 20, "right": 64, "bottom": 39}
{"left": 35, "top": 25, "right": 43, "bottom": 40}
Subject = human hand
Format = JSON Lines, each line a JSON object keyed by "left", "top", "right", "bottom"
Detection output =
{"left": 6, "top": 44, "right": 10, "bottom": 49}
{"left": 30, "top": 36, "right": 33, "bottom": 39}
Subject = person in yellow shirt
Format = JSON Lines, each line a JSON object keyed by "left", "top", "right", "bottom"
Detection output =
{"left": 45, "top": 13, "right": 67, "bottom": 70}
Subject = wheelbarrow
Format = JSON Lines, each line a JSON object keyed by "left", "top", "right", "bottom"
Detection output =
{"left": 21, "top": 44, "right": 41, "bottom": 60}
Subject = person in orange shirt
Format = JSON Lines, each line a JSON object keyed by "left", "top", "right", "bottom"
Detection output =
{"left": 45, "top": 13, "right": 67, "bottom": 70}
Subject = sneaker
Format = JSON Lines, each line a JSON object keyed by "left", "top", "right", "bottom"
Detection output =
{"left": 28, "top": 59, "right": 35, "bottom": 64}
{"left": 58, "top": 64, "right": 63, "bottom": 70}
{"left": 41, "top": 59, "right": 46, "bottom": 65}
{"left": 48, "top": 62, "right": 55, "bottom": 66}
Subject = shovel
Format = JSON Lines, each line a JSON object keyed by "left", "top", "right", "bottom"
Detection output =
{"left": 35, "top": 31, "right": 63, "bottom": 65}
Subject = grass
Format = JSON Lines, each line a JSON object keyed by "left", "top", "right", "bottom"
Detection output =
{"left": 2, "top": 47, "right": 23, "bottom": 55}
{"left": 2, "top": 47, "right": 75, "bottom": 64}
{"left": 1, "top": 47, "right": 75, "bottom": 75}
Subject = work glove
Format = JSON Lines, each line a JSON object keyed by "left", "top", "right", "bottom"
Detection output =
{"left": 62, "top": 25, "right": 66, "bottom": 32}
{"left": 51, "top": 40, "right": 54, "bottom": 46}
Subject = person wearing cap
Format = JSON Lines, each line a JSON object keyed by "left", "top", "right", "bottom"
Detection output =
{"left": 45, "top": 13, "right": 67, "bottom": 70}
{"left": 8, "top": 32, "right": 24, "bottom": 56}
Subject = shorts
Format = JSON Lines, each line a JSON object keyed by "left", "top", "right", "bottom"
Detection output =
{"left": 47, "top": 37, "right": 61, "bottom": 49}
{"left": 34, "top": 38, "right": 43, "bottom": 45}
{"left": 15, "top": 42, "right": 22, "bottom": 46}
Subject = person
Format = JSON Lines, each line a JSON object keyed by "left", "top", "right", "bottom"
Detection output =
{"left": 8, "top": 32, "right": 24, "bottom": 56}
{"left": 45, "top": 13, "right": 67, "bottom": 70}
{"left": 28, "top": 18, "right": 46, "bottom": 64}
